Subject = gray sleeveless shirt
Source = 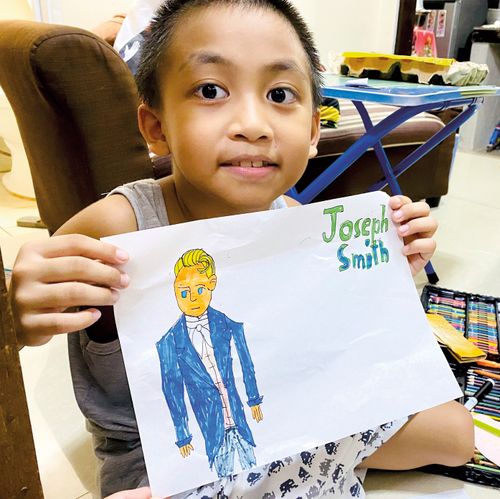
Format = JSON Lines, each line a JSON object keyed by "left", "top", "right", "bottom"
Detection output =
{"left": 67, "top": 179, "right": 287, "bottom": 496}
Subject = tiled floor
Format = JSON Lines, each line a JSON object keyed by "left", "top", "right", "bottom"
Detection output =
{"left": 1, "top": 148, "right": 499, "bottom": 498}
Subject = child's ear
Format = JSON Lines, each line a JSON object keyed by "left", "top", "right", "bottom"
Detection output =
{"left": 308, "top": 109, "right": 321, "bottom": 159}
{"left": 137, "top": 103, "right": 171, "bottom": 156}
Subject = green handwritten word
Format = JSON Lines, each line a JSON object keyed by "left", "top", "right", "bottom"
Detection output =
{"left": 337, "top": 239, "right": 390, "bottom": 272}
{"left": 322, "top": 204, "right": 389, "bottom": 245}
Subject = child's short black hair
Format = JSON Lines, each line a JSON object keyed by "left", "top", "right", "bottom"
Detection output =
{"left": 135, "top": 0, "right": 323, "bottom": 109}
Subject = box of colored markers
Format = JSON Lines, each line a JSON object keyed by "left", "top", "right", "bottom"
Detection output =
{"left": 420, "top": 285, "right": 500, "bottom": 488}
{"left": 421, "top": 285, "right": 500, "bottom": 362}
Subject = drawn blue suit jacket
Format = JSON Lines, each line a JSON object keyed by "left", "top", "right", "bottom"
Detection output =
{"left": 156, "top": 306, "right": 263, "bottom": 465}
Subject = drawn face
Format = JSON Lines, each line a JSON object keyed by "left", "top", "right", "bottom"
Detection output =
{"left": 144, "top": 4, "right": 320, "bottom": 216}
{"left": 174, "top": 264, "right": 217, "bottom": 317}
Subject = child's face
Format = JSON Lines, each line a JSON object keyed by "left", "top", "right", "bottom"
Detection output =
{"left": 142, "top": 5, "right": 320, "bottom": 214}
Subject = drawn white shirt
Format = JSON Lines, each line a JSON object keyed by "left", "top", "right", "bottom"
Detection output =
{"left": 186, "top": 313, "right": 235, "bottom": 428}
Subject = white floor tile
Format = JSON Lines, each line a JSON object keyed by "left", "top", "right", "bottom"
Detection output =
{"left": 449, "top": 150, "right": 500, "bottom": 210}
{"left": 0, "top": 206, "right": 40, "bottom": 228}
{"left": 3, "top": 224, "right": 47, "bottom": 237}
{"left": 365, "top": 470, "right": 499, "bottom": 498}
{"left": 20, "top": 335, "right": 98, "bottom": 499}
{"left": 0, "top": 173, "right": 37, "bottom": 208}
{"left": 431, "top": 150, "right": 500, "bottom": 297}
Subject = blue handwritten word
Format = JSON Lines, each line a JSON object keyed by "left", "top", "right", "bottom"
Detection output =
{"left": 337, "top": 239, "right": 390, "bottom": 272}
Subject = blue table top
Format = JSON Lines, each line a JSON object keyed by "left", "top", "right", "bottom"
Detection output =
{"left": 322, "top": 74, "right": 500, "bottom": 107}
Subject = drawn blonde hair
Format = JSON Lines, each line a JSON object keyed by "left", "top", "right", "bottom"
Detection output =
{"left": 174, "top": 249, "right": 216, "bottom": 278}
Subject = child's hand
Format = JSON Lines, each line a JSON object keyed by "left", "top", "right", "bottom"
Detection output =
{"left": 10, "top": 234, "right": 130, "bottom": 347}
{"left": 389, "top": 195, "right": 437, "bottom": 277}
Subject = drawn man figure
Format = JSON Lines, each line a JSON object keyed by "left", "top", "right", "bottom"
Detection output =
{"left": 156, "top": 249, "right": 263, "bottom": 477}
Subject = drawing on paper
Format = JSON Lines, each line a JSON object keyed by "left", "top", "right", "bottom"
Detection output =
{"left": 156, "top": 248, "right": 263, "bottom": 477}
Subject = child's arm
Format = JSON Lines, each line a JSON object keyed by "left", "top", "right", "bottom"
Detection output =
{"left": 389, "top": 195, "right": 437, "bottom": 277}
{"left": 10, "top": 194, "right": 136, "bottom": 347}
{"left": 91, "top": 13, "right": 126, "bottom": 45}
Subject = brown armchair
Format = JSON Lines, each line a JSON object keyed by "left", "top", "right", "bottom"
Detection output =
{"left": 0, "top": 20, "right": 155, "bottom": 234}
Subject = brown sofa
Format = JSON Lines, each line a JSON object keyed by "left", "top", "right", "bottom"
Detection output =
{"left": 301, "top": 101, "right": 457, "bottom": 205}
{"left": 0, "top": 20, "right": 456, "bottom": 235}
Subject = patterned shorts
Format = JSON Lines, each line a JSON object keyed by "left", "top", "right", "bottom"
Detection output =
{"left": 177, "top": 417, "right": 408, "bottom": 498}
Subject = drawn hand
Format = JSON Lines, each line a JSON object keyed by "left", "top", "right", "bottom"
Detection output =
{"left": 251, "top": 404, "right": 263, "bottom": 422}
{"left": 179, "top": 443, "right": 194, "bottom": 458}
{"left": 389, "top": 196, "right": 437, "bottom": 277}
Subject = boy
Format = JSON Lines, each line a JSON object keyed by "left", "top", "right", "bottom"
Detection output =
{"left": 10, "top": 1, "right": 473, "bottom": 497}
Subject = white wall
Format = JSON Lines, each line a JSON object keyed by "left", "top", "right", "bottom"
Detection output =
{"left": 1, "top": 0, "right": 35, "bottom": 20}
{"left": 38, "top": 0, "right": 400, "bottom": 59}
{"left": 39, "top": 0, "right": 133, "bottom": 29}
{"left": 292, "top": 0, "right": 400, "bottom": 67}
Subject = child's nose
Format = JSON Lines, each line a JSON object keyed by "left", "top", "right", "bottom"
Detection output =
{"left": 228, "top": 97, "right": 273, "bottom": 142}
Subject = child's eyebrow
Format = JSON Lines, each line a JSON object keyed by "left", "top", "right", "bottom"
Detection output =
{"left": 179, "top": 51, "right": 228, "bottom": 72}
{"left": 264, "top": 59, "right": 309, "bottom": 80}
{"left": 179, "top": 51, "right": 308, "bottom": 79}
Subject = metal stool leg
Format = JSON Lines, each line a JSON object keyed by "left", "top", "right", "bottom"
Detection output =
{"left": 353, "top": 101, "right": 440, "bottom": 284}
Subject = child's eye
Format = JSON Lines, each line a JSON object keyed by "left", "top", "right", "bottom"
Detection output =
{"left": 197, "top": 287, "right": 204, "bottom": 295}
{"left": 267, "top": 87, "right": 296, "bottom": 104}
{"left": 181, "top": 290, "right": 188, "bottom": 299}
{"left": 195, "top": 84, "right": 228, "bottom": 100}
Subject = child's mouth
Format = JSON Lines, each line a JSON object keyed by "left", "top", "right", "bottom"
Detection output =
{"left": 221, "top": 160, "right": 277, "bottom": 168}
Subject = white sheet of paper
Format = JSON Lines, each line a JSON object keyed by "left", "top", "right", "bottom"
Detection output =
{"left": 105, "top": 191, "right": 461, "bottom": 497}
